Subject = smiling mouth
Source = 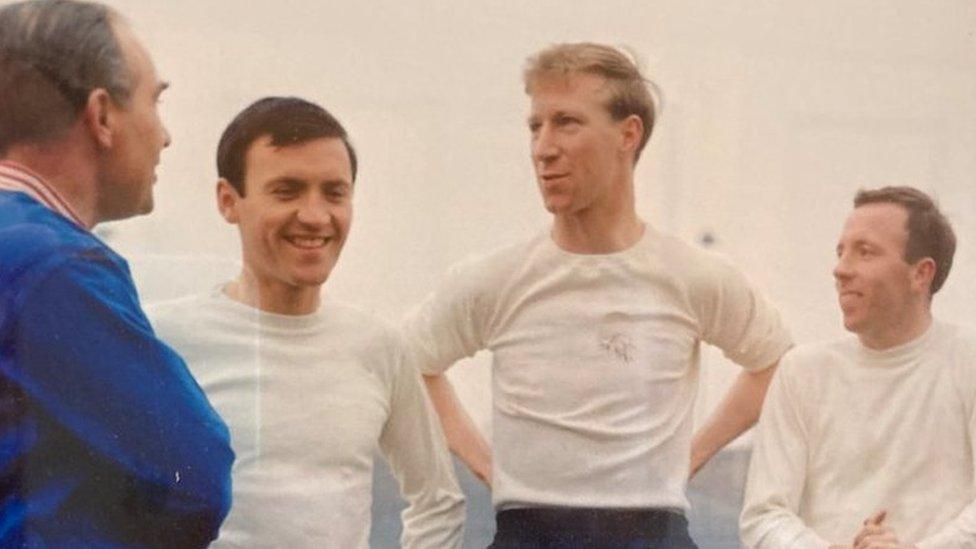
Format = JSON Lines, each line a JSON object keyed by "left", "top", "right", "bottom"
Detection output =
{"left": 285, "top": 236, "right": 331, "bottom": 249}
{"left": 541, "top": 173, "right": 569, "bottom": 181}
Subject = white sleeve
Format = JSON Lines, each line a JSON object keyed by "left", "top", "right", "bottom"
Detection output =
{"left": 915, "top": 362, "right": 976, "bottom": 549}
{"left": 695, "top": 255, "right": 792, "bottom": 371}
{"left": 917, "top": 500, "right": 976, "bottom": 547}
{"left": 401, "top": 259, "right": 491, "bottom": 375}
{"left": 740, "top": 355, "right": 830, "bottom": 549}
{"left": 380, "top": 347, "right": 466, "bottom": 549}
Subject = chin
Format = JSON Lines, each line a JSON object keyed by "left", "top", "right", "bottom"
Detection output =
{"left": 543, "top": 199, "right": 572, "bottom": 215}
{"left": 842, "top": 316, "right": 863, "bottom": 334}
{"left": 291, "top": 268, "right": 333, "bottom": 288}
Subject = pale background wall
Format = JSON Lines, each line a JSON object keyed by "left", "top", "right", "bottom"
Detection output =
{"left": 87, "top": 1, "right": 975, "bottom": 545}
{"left": 99, "top": 0, "right": 976, "bottom": 445}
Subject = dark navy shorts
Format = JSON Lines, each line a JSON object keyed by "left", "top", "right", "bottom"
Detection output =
{"left": 489, "top": 507, "right": 698, "bottom": 549}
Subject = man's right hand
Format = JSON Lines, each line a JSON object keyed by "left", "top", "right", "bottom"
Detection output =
{"left": 471, "top": 454, "right": 492, "bottom": 488}
{"left": 850, "top": 510, "right": 918, "bottom": 549}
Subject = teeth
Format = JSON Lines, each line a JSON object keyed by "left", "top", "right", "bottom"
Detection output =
{"left": 287, "top": 236, "right": 328, "bottom": 248}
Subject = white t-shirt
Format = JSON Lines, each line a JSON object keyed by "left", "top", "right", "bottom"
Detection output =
{"left": 403, "top": 227, "right": 791, "bottom": 511}
{"left": 740, "top": 321, "right": 976, "bottom": 549}
{"left": 149, "top": 288, "right": 464, "bottom": 549}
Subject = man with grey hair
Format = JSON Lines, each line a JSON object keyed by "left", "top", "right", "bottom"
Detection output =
{"left": 0, "top": 1, "right": 233, "bottom": 546}
{"left": 404, "top": 42, "right": 792, "bottom": 547}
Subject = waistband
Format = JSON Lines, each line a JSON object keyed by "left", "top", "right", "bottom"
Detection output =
{"left": 494, "top": 506, "right": 692, "bottom": 546}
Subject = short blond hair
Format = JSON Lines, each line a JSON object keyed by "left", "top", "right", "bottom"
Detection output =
{"left": 524, "top": 42, "right": 657, "bottom": 162}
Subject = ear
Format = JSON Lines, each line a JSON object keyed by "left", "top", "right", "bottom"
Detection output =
{"left": 618, "top": 114, "right": 643, "bottom": 158}
{"left": 911, "top": 257, "right": 936, "bottom": 295}
{"left": 216, "top": 178, "right": 242, "bottom": 224}
{"left": 82, "top": 88, "right": 115, "bottom": 149}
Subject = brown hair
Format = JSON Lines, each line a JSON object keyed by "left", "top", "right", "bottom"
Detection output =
{"left": 854, "top": 186, "right": 956, "bottom": 295}
{"left": 216, "top": 96, "right": 357, "bottom": 196}
{"left": 524, "top": 42, "right": 657, "bottom": 162}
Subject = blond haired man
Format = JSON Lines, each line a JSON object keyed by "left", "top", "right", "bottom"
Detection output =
{"left": 403, "top": 42, "right": 792, "bottom": 548}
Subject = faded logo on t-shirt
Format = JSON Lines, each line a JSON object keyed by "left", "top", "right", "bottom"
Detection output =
{"left": 598, "top": 312, "right": 636, "bottom": 364}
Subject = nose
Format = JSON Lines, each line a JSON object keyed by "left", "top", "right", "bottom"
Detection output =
{"left": 295, "top": 194, "right": 332, "bottom": 227}
{"left": 531, "top": 124, "right": 560, "bottom": 165}
{"left": 833, "top": 250, "right": 853, "bottom": 283}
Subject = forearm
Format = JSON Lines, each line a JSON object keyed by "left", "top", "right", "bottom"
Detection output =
{"left": 401, "top": 493, "right": 466, "bottom": 549}
{"left": 691, "top": 363, "right": 778, "bottom": 476}
{"left": 741, "top": 503, "right": 833, "bottom": 549}
{"left": 383, "top": 365, "right": 466, "bottom": 549}
{"left": 423, "top": 373, "right": 492, "bottom": 485}
{"left": 914, "top": 500, "right": 976, "bottom": 548}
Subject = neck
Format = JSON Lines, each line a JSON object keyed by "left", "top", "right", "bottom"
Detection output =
{"left": 551, "top": 177, "right": 643, "bottom": 254}
{"left": 859, "top": 306, "right": 933, "bottom": 351}
{"left": 5, "top": 140, "right": 100, "bottom": 228}
{"left": 225, "top": 269, "right": 322, "bottom": 316}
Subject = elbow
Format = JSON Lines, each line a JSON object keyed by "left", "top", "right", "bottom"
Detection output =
{"left": 202, "top": 438, "right": 235, "bottom": 531}
{"left": 172, "top": 436, "right": 235, "bottom": 544}
{"left": 401, "top": 489, "right": 467, "bottom": 549}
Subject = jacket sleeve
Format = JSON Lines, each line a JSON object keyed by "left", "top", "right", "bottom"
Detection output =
{"left": 6, "top": 250, "right": 234, "bottom": 546}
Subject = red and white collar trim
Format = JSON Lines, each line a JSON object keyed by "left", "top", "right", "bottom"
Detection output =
{"left": 0, "top": 160, "right": 86, "bottom": 228}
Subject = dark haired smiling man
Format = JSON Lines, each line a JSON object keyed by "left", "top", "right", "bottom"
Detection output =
{"left": 149, "top": 97, "right": 465, "bottom": 548}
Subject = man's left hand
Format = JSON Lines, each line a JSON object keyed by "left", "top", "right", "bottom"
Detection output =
{"left": 852, "top": 512, "right": 917, "bottom": 549}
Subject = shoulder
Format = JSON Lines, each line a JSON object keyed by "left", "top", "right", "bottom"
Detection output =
{"left": 327, "top": 300, "right": 402, "bottom": 353}
{"left": 146, "top": 291, "right": 217, "bottom": 333}
{"left": 0, "top": 193, "right": 111, "bottom": 280}
{"left": 423, "top": 233, "right": 548, "bottom": 311}
{"left": 644, "top": 230, "right": 758, "bottom": 320}
{"left": 642, "top": 228, "right": 743, "bottom": 289}
{"left": 1, "top": 203, "right": 131, "bottom": 320}
{"left": 448, "top": 233, "right": 546, "bottom": 285}
{"left": 777, "top": 336, "right": 855, "bottom": 384}
{"left": 934, "top": 322, "right": 976, "bottom": 387}
{"left": 325, "top": 301, "right": 411, "bottom": 379}
{"left": 939, "top": 321, "right": 976, "bottom": 348}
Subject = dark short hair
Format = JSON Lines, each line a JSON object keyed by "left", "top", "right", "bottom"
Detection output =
{"left": 216, "top": 97, "right": 358, "bottom": 196}
{"left": 0, "top": 0, "right": 132, "bottom": 154}
{"left": 854, "top": 186, "right": 956, "bottom": 295}
{"left": 524, "top": 42, "right": 658, "bottom": 163}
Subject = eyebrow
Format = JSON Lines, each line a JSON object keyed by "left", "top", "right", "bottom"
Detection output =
{"left": 264, "top": 177, "right": 352, "bottom": 188}
{"left": 837, "top": 238, "right": 875, "bottom": 252}
{"left": 527, "top": 110, "right": 568, "bottom": 124}
{"left": 265, "top": 177, "right": 305, "bottom": 188}
{"left": 154, "top": 81, "right": 170, "bottom": 98}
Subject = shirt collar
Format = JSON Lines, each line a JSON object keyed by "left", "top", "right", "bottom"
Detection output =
{"left": 0, "top": 160, "right": 86, "bottom": 228}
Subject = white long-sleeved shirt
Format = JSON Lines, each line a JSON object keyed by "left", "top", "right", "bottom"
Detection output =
{"left": 741, "top": 321, "right": 976, "bottom": 549}
{"left": 149, "top": 288, "right": 464, "bottom": 548}
{"left": 403, "top": 227, "right": 791, "bottom": 511}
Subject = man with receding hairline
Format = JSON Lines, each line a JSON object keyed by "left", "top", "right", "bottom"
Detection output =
{"left": 0, "top": 0, "right": 232, "bottom": 546}
{"left": 403, "top": 42, "right": 792, "bottom": 547}
{"left": 741, "top": 186, "right": 976, "bottom": 549}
